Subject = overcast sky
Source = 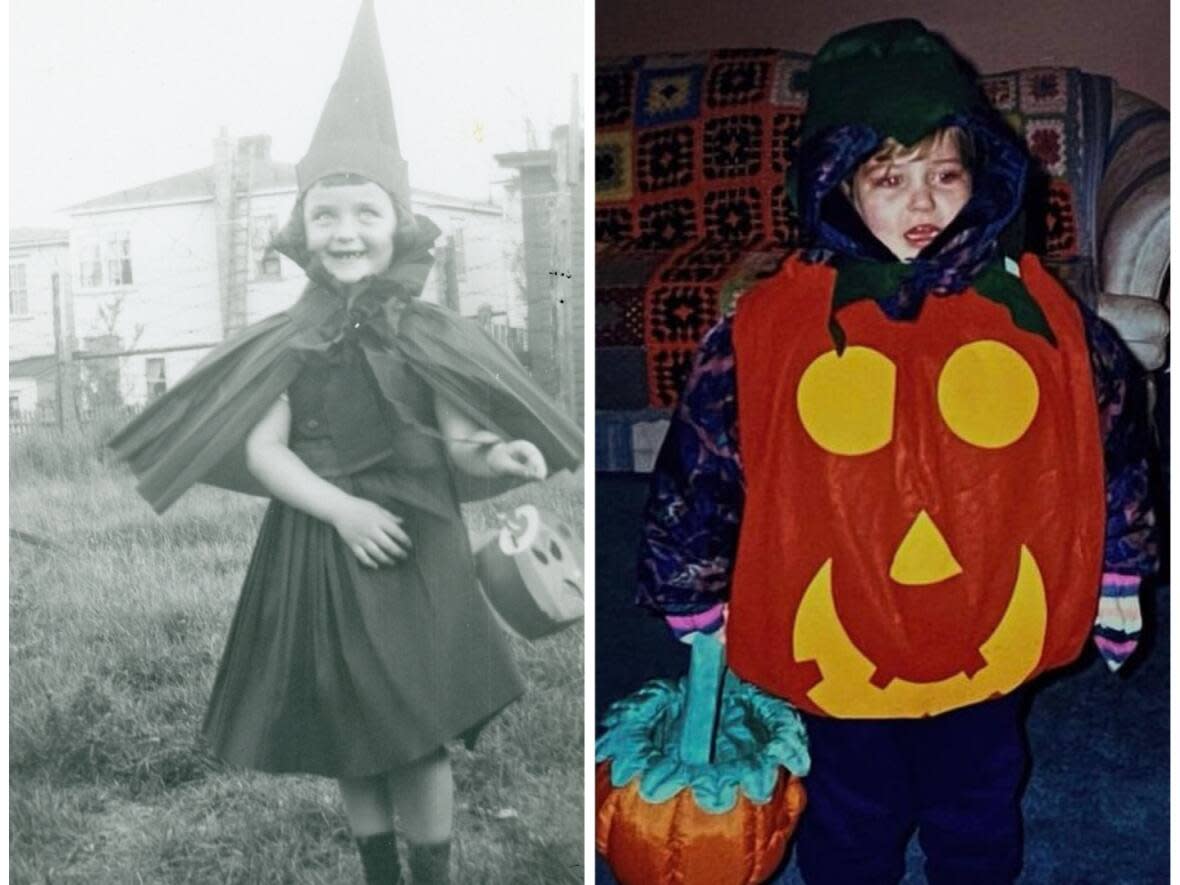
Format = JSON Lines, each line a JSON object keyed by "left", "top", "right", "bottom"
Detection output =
{"left": 9, "top": 0, "right": 584, "bottom": 228}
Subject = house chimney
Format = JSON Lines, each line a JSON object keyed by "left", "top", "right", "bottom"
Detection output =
{"left": 235, "top": 134, "right": 272, "bottom": 164}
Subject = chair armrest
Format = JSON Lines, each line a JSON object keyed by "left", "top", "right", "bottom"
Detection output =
{"left": 1096, "top": 293, "right": 1169, "bottom": 371}
{"left": 1096, "top": 88, "right": 1170, "bottom": 300}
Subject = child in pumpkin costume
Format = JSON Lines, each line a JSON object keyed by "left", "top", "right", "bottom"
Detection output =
{"left": 639, "top": 20, "right": 1156, "bottom": 884}
{"left": 110, "top": 3, "right": 581, "bottom": 883}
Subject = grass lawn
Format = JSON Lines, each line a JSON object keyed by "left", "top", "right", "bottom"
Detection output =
{"left": 10, "top": 429, "right": 584, "bottom": 884}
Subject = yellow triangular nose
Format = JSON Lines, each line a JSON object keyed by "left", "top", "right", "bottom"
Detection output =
{"left": 889, "top": 510, "right": 963, "bottom": 585}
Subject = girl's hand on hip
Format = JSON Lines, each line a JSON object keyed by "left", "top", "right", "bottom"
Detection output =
{"left": 330, "top": 497, "right": 412, "bottom": 569}
{"left": 486, "top": 440, "right": 548, "bottom": 480}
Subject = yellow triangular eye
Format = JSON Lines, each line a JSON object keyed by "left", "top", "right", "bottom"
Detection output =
{"left": 796, "top": 346, "right": 896, "bottom": 455}
{"left": 937, "top": 340, "right": 1039, "bottom": 449}
{"left": 889, "top": 510, "right": 963, "bottom": 585}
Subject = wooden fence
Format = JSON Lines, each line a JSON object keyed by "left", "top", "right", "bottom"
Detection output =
{"left": 10, "top": 404, "right": 143, "bottom": 436}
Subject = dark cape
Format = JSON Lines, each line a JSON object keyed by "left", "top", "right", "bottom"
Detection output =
{"left": 108, "top": 215, "right": 582, "bottom": 512}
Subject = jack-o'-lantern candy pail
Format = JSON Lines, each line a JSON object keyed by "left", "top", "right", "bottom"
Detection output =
{"left": 475, "top": 504, "right": 583, "bottom": 639}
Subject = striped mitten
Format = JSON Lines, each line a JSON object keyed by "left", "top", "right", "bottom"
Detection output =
{"left": 666, "top": 603, "right": 726, "bottom": 644}
{"left": 1092, "top": 573, "right": 1143, "bottom": 672}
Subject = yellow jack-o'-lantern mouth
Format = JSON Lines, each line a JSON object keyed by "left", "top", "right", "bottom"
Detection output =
{"left": 792, "top": 544, "right": 1046, "bottom": 718}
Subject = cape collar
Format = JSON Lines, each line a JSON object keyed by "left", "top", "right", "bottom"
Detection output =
{"left": 274, "top": 213, "right": 442, "bottom": 349}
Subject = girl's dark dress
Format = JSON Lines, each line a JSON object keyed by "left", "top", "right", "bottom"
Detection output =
{"left": 201, "top": 334, "right": 525, "bottom": 777}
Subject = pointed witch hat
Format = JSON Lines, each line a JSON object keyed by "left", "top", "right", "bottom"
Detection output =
{"left": 296, "top": 0, "right": 409, "bottom": 202}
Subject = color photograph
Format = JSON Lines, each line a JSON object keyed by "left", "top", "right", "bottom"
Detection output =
{"left": 593, "top": 1, "right": 1168, "bottom": 882}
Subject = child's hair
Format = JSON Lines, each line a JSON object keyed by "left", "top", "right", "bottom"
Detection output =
{"left": 860, "top": 126, "right": 976, "bottom": 171}
{"left": 269, "top": 173, "right": 420, "bottom": 266}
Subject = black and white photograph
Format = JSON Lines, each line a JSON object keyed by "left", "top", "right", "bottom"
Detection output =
{"left": 10, "top": 1, "right": 585, "bottom": 882}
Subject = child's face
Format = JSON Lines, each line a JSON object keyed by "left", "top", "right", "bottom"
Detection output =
{"left": 303, "top": 180, "right": 398, "bottom": 283}
{"left": 847, "top": 131, "right": 972, "bottom": 260}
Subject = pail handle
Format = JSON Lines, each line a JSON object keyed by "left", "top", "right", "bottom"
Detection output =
{"left": 678, "top": 631, "right": 726, "bottom": 765}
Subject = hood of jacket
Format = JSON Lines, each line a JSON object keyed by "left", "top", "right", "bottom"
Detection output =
{"left": 791, "top": 20, "right": 1049, "bottom": 349}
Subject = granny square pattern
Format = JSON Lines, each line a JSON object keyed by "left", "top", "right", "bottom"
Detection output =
{"left": 770, "top": 183, "right": 801, "bottom": 245}
{"left": 1045, "top": 180, "right": 1080, "bottom": 258}
{"left": 597, "top": 52, "right": 809, "bottom": 405}
{"left": 636, "top": 126, "right": 696, "bottom": 192}
{"left": 596, "top": 130, "right": 633, "bottom": 202}
{"left": 597, "top": 66, "right": 634, "bottom": 127}
{"left": 771, "top": 111, "right": 803, "bottom": 174}
{"left": 1020, "top": 68, "right": 1070, "bottom": 115}
{"left": 635, "top": 66, "right": 704, "bottom": 127}
{"left": 705, "top": 56, "right": 773, "bottom": 108}
{"left": 703, "top": 115, "right": 764, "bottom": 179}
{"left": 636, "top": 199, "right": 698, "bottom": 248}
{"left": 1025, "top": 117, "right": 1069, "bottom": 177}
{"left": 596, "top": 207, "right": 634, "bottom": 246}
{"left": 981, "top": 73, "right": 1019, "bottom": 112}
{"left": 771, "top": 55, "right": 810, "bottom": 105}
{"left": 648, "top": 284, "right": 720, "bottom": 345}
{"left": 703, "top": 187, "right": 765, "bottom": 242}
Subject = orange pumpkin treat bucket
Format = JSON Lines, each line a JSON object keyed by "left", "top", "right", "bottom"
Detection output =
{"left": 596, "top": 633, "right": 810, "bottom": 885}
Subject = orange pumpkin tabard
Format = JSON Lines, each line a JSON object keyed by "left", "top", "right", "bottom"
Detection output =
{"left": 727, "top": 254, "right": 1106, "bottom": 719}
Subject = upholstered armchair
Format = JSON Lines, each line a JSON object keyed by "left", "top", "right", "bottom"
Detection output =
{"left": 595, "top": 52, "right": 1169, "bottom": 472}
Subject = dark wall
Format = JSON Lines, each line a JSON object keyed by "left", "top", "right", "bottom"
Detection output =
{"left": 597, "top": 0, "right": 1169, "bottom": 108}
{"left": 595, "top": 475, "right": 692, "bottom": 714}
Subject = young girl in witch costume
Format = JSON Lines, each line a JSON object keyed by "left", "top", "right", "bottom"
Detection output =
{"left": 110, "top": 4, "right": 581, "bottom": 883}
{"left": 639, "top": 20, "right": 1156, "bottom": 884}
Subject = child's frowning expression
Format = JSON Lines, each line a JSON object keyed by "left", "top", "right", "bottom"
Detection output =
{"left": 847, "top": 129, "right": 972, "bottom": 261}
{"left": 303, "top": 179, "right": 398, "bottom": 283}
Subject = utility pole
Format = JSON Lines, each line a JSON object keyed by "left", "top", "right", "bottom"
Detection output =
{"left": 50, "top": 272, "right": 76, "bottom": 430}
{"left": 442, "top": 237, "right": 460, "bottom": 313}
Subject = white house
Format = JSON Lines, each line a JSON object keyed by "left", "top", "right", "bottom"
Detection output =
{"left": 8, "top": 227, "right": 72, "bottom": 418}
{"left": 60, "top": 132, "right": 524, "bottom": 406}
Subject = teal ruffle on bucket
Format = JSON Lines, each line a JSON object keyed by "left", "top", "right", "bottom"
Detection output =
{"left": 596, "top": 634, "right": 811, "bottom": 814}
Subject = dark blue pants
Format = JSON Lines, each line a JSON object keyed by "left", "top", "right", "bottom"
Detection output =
{"left": 794, "top": 693, "right": 1027, "bottom": 885}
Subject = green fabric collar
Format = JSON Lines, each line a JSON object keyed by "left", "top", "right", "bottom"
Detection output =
{"left": 827, "top": 257, "right": 1058, "bottom": 353}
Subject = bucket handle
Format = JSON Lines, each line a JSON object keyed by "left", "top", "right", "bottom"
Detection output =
{"left": 678, "top": 631, "right": 726, "bottom": 765}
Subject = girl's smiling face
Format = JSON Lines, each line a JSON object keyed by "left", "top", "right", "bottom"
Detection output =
{"left": 847, "top": 130, "right": 972, "bottom": 260}
{"left": 303, "top": 179, "right": 398, "bottom": 283}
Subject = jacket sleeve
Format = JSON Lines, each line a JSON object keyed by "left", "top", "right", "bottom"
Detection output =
{"left": 1082, "top": 304, "right": 1160, "bottom": 671}
{"left": 637, "top": 316, "right": 744, "bottom": 626}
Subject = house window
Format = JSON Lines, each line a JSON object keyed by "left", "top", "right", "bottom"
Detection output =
{"left": 78, "top": 232, "right": 133, "bottom": 289}
{"left": 145, "top": 358, "right": 167, "bottom": 398}
{"left": 79, "top": 241, "right": 104, "bottom": 288}
{"left": 10, "top": 394, "right": 22, "bottom": 419}
{"left": 9, "top": 263, "right": 28, "bottom": 316}
{"left": 251, "top": 215, "right": 282, "bottom": 280}
{"left": 107, "top": 232, "right": 133, "bottom": 285}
